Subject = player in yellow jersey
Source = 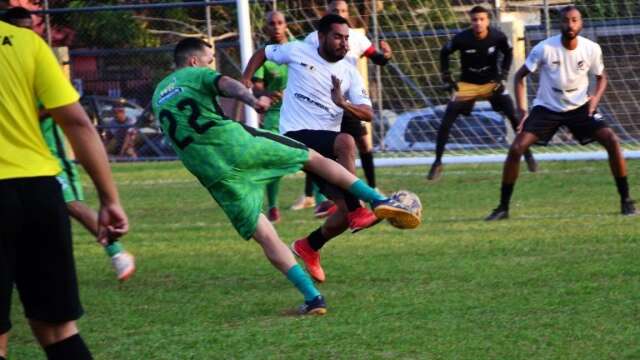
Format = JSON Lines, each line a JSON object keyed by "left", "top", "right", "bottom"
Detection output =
{"left": 0, "top": 17, "right": 128, "bottom": 360}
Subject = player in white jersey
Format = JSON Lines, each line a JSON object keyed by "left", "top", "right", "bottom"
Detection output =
{"left": 486, "top": 6, "right": 635, "bottom": 220}
{"left": 293, "top": 0, "right": 392, "bottom": 217}
{"left": 242, "top": 14, "right": 391, "bottom": 283}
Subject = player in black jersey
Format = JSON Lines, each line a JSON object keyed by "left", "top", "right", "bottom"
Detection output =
{"left": 427, "top": 6, "right": 537, "bottom": 181}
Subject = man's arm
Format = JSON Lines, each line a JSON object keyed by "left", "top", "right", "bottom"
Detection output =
{"left": 499, "top": 35, "right": 514, "bottom": 78}
{"left": 331, "top": 75, "right": 373, "bottom": 122}
{"left": 440, "top": 41, "right": 457, "bottom": 90}
{"left": 48, "top": 102, "right": 128, "bottom": 244}
{"left": 513, "top": 65, "right": 531, "bottom": 130}
{"left": 589, "top": 71, "right": 608, "bottom": 116}
{"left": 241, "top": 48, "right": 267, "bottom": 88}
{"left": 218, "top": 75, "right": 272, "bottom": 113}
{"left": 364, "top": 40, "right": 392, "bottom": 66}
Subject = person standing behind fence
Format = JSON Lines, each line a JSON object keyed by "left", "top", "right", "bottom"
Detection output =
{"left": 251, "top": 10, "right": 290, "bottom": 224}
{"left": 0, "top": 17, "right": 128, "bottom": 360}
{"left": 103, "top": 104, "right": 139, "bottom": 158}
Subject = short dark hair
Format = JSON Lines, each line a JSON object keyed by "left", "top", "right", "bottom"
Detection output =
{"left": 560, "top": 5, "right": 581, "bottom": 17}
{"left": 317, "top": 14, "right": 348, "bottom": 35}
{"left": 174, "top": 37, "right": 212, "bottom": 66}
{"left": 2, "top": 6, "right": 31, "bottom": 22}
{"left": 469, "top": 5, "right": 491, "bottom": 18}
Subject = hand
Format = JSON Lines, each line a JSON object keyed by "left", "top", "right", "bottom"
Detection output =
{"left": 268, "top": 91, "right": 283, "bottom": 102}
{"left": 441, "top": 72, "right": 458, "bottom": 92}
{"left": 492, "top": 73, "right": 507, "bottom": 95}
{"left": 380, "top": 40, "right": 392, "bottom": 60}
{"left": 331, "top": 75, "right": 346, "bottom": 107}
{"left": 97, "top": 202, "right": 129, "bottom": 246}
{"left": 241, "top": 77, "right": 253, "bottom": 89}
{"left": 588, "top": 97, "right": 597, "bottom": 117}
{"left": 253, "top": 96, "right": 272, "bottom": 113}
{"left": 516, "top": 108, "right": 528, "bottom": 133}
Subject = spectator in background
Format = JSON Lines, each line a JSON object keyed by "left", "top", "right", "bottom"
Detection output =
{"left": 103, "top": 105, "right": 138, "bottom": 158}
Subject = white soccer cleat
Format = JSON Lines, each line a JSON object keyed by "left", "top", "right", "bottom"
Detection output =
{"left": 111, "top": 251, "right": 136, "bottom": 282}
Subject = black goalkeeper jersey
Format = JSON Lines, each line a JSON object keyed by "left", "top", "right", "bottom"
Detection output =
{"left": 441, "top": 27, "right": 513, "bottom": 85}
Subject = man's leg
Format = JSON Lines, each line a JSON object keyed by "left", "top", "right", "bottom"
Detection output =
{"left": 290, "top": 175, "right": 316, "bottom": 211}
{"left": 486, "top": 131, "right": 539, "bottom": 221}
{"left": 0, "top": 332, "right": 7, "bottom": 359}
{"left": 492, "top": 94, "right": 537, "bottom": 172}
{"left": 265, "top": 179, "right": 281, "bottom": 223}
{"left": 592, "top": 127, "right": 636, "bottom": 215}
{"left": 252, "top": 215, "right": 326, "bottom": 315}
{"left": 334, "top": 133, "right": 357, "bottom": 175}
{"left": 356, "top": 134, "right": 376, "bottom": 188}
{"left": 428, "top": 100, "right": 468, "bottom": 180}
{"left": 66, "top": 201, "right": 135, "bottom": 281}
{"left": 29, "top": 320, "right": 91, "bottom": 360}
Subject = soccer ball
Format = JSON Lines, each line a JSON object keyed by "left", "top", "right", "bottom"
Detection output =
{"left": 387, "top": 190, "right": 422, "bottom": 229}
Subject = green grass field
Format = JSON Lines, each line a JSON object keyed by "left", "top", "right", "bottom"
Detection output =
{"left": 7, "top": 160, "right": 640, "bottom": 359}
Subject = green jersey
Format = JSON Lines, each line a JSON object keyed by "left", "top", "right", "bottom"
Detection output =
{"left": 40, "top": 116, "right": 66, "bottom": 159}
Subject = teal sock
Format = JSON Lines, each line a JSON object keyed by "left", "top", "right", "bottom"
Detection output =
{"left": 286, "top": 264, "right": 320, "bottom": 301}
{"left": 105, "top": 241, "right": 123, "bottom": 257}
{"left": 266, "top": 179, "right": 280, "bottom": 209}
{"left": 348, "top": 179, "right": 386, "bottom": 204}
{"left": 313, "top": 184, "right": 327, "bottom": 203}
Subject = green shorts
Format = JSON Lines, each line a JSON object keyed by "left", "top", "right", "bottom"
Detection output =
{"left": 205, "top": 126, "right": 308, "bottom": 239}
{"left": 55, "top": 161, "right": 84, "bottom": 203}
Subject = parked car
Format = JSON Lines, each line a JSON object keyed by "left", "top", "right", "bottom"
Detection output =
{"left": 380, "top": 101, "right": 507, "bottom": 151}
{"left": 79, "top": 95, "right": 175, "bottom": 159}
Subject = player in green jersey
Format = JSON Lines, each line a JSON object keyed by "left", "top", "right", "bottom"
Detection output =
{"left": 251, "top": 11, "right": 290, "bottom": 223}
{"left": 152, "top": 38, "right": 417, "bottom": 315}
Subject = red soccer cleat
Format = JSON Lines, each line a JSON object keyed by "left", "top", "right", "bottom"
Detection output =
{"left": 347, "top": 207, "right": 381, "bottom": 233}
{"left": 290, "top": 238, "right": 325, "bottom": 283}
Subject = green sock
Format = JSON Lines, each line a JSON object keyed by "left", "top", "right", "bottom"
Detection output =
{"left": 313, "top": 183, "right": 327, "bottom": 203}
{"left": 286, "top": 264, "right": 320, "bottom": 301}
{"left": 105, "top": 241, "right": 123, "bottom": 257}
{"left": 348, "top": 179, "right": 386, "bottom": 204}
{"left": 266, "top": 179, "right": 280, "bottom": 209}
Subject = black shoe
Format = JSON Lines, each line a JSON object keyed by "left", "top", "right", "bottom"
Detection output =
{"left": 621, "top": 199, "right": 637, "bottom": 216}
{"left": 426, "top": 162, "right": 443, "bottom": 181}
{"left": 485, "top": 206, "right": 509, "bottom": 221}
{"left": 298, "top": 295, "right": 327, "bottom": 315}
{"left": 524, "top": 152, "right": 538, "bottom": 173}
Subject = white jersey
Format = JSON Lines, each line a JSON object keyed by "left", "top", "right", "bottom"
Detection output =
{"left": 304, "top": 28, "right": 374, "bottom": 67}
{"left": 525, "top": 34, "right": 604, "bottom": 112}
{"left": 264, "top": 41, "right": 372, "bottom": 134}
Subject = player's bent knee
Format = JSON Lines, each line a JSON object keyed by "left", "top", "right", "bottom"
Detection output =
{"left": 334, "top": 133, "right": 356, "bottom": 155}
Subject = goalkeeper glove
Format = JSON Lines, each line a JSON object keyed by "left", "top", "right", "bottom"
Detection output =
{"left": 493, "top": 73, "right": 507, "bottom": 95}
{"left": 441, "top": 72, "right": 458, "bottom": 92}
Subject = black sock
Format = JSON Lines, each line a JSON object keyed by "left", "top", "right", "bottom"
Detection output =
{"left": 615, "top": 176, "right": 630, "bottom": 201}
{"left": 44, "top": 334, "right": 92, "bottom": 360}
{"left": 1, "top": 355, "right": 6, "bottom": 360}
{"left": 304, "top": 175, "right": 313, "bottom": 197}
{"left": 500, "top": 183, "right": 514, "bottom": 209}
{"left": 360, "top": 152, "right": 376, "bottom": 188}
{"left": 307, "top": 227, "right": 328, "bottom": 251}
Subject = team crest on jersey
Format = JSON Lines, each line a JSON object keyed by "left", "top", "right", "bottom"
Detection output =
{"left": 577, "top": 60, "right": 585, "bottom": 70}
{"left": 488, "top": 46, "right": 495, "bottom": 54}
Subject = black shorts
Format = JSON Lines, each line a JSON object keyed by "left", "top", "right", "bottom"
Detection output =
{"left": 0, "top": 177, "right": 83, "bottom": 333}
{"left": 523, "top": 103, "right": 609, "bottom": 146}
{"left": 340, "top": 113, "right": 367, "bottom": 138}
{"left": 284, "top": 129, "right": 346, "bottom": 201}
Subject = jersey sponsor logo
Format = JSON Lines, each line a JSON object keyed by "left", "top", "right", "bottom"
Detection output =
{"left": 2, "top": 35, "right": 13, "bottom": 46}
{"left": 157, "top": 87, "right": 183, "bottom": 105}
{"left": 299, "top": 62, "right": 315, "bottom": 71}
{"left": 551, "top": 60, "right": 561, "bottom": 65}
{"left": 294, "top": 92, "right": 338, "bottom": 117}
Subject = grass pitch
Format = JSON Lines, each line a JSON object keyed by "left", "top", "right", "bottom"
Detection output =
{"left": 8, "top": 160, "right": 640, "bottom": 359}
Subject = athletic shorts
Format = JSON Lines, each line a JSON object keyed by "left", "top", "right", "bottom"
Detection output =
{"left": 284, "top": 129, "right": 349, "bottom": 202}
{"left": 340, "top": 113, "right": 367, "bottom": 138}
{"left": 206, "top": 126, "right": 308, "bottom": 239}
{"left": 55, "top": 160, "right": 85, "bottom": 203}
{"left": 453, "top": 81, "right": 500, "bottom": 102}
{"left": 523, "top": 103, "right": 609, "bottom": 146}
{"left": 0, "top": 177, "right": 83, "bottom": 333}
{"left": 261, "top": 109, "right": 280, "bottom": 134}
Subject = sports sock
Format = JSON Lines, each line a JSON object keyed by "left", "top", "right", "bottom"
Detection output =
{"left": 307, "top": 227, "right": 328, "bottom": 251}
{"left": 44, "top": 333, "right": 92, "bottom": 360}
{"left": 286, "top": 264, "right": 321, "bottom": 302}
{"left": 360, "top": 152, "right": 376, "bottom": 188}
{"left": 499, "top": 183, "right": 514, "bottom": 209}
{"left": 304, "top": 175, "right": 313, "bottom": 197}
{"left": 348, "top": 179, "right": 386, "bottom": 204}
{"left": 615, "top": 176, "right": 630, "bottom": 201}
{"left": 266, "top": 179, "right": 280, "bottom": 209}
{"left": 104, "top": 241, "right": 123, "bottom": 257}
{"left": 313, "top": 183, "right": 327, "bottom": 204}
{"left": 0, "top": 355, "right": 6, "bottom": 360}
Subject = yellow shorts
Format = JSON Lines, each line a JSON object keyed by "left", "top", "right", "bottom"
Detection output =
{"left": 453, "top": 82, "right": 498, "bottom": 102}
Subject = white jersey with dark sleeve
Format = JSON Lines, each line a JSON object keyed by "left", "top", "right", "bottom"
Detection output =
{"left": 525, "top": 35, "right": 604, "bottom": 112}
{"left": 304, "top": 28, "right": 375, "bottom": 67}
{"left": 264, "top": 41, "right": 372, "bottom": 134}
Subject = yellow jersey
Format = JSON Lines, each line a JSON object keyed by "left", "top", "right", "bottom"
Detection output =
{"left": 0, "top": 21, "right": 79, "bottom": 180}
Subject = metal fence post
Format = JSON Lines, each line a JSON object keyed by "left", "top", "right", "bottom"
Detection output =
{"left": 237, "top": 0, "right": 258, "bottom": 128}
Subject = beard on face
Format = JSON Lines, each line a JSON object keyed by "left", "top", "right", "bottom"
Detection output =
{"left": 321, "top": 40, "right": 347, "bottom": 62}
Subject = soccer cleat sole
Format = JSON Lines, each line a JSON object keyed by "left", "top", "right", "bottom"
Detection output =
{"left": 305, "top": 307, "right": 327, "bottom": 316}
{"left": 374, "top": 205, "right": 421, "bottom": 229}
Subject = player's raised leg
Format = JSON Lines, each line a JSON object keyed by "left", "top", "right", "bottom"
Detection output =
{"left": 592, "top": 127, "right": 636, "bottom": 215}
